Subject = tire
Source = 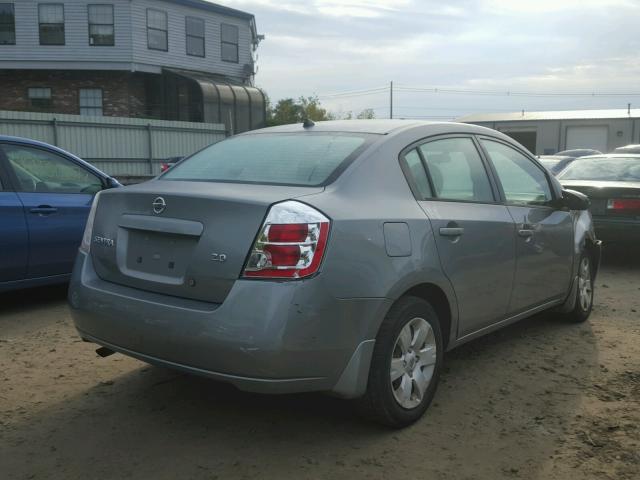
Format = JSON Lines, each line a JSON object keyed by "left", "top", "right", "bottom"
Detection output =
{"left": 355, "top": 296, "right": 443, "bottom": 428}
{"left": 561, "top": 252, "right": 594, "bottom": 323}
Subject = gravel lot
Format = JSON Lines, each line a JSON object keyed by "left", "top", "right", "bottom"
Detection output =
{"left": 1, "top": 248, "right": 639, "bottom": 480}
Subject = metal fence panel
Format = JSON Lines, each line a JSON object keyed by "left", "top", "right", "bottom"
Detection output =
{"left": 0, "top": 110, "right": 226, "bottom": 176}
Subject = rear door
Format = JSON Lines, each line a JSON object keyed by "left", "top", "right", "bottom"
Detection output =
{"left": 479, "top": 138, "right": 573, "bottom": 312}
{"left": 405, "top": 135, "right": 517, "bottom": 337}
{"left": 0, "top": 148, "right": 28, "bottom": 283}
{"left": 1, "top": 143, "right": 103, "bottom": 278}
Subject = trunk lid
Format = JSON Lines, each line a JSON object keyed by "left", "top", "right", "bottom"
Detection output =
{"left": 90, "top": 180, "right": 323, "bottom": 303}
{"left": 561, "top": 180, "right": 640, "bottom": 217}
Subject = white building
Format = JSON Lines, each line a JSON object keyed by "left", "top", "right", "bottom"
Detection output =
{"left": 458, "top": 109, "right": 640, "bottom": 154}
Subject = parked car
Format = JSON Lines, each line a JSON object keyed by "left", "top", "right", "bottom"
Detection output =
{"left": 160, "top": 156, "right": 185, "bottom": 173}
{"left": 558, "top": 154, "right": 640, "bottom": 244}
{"left": 555, "top": 149, "right": 602, "bottom": 158}
{"left": 68, "top": 120, "right": 600, "bottom": 427}
{"left": 538, "top": 155, "right": 575, "bottom": 175}
{"left": 613, "top": 144, "right": 640, "bottom": 154}
{"left": 0, "top": 136, "right": 120, "bottom": 292}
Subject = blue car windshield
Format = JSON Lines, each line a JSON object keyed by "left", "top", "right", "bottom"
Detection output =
{"left": 162, "top": 133, "right": 372, "bottom": 186}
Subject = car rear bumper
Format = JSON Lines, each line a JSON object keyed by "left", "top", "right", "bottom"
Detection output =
{"left": 68, "top": 252, "right": 390, "bottom": 397}
{"left": 593, "top": 216, "right": 640, "bottom": 244}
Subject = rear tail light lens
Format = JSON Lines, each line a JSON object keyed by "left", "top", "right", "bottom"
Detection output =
{"left": 607, "top": 198, "right": 640, "bottom": 211}
{"left": 79, "top": 192, "right": 101, "bottom": 254}
{"left": 160, "top": 163, "right": 170, "bottom": 173}
{"left": 242, "top": 201, "right": 330, "bottom": 279}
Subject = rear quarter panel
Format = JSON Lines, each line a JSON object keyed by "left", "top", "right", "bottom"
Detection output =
{"left": 302, "top": 130, "right": 459, "bottom": 341}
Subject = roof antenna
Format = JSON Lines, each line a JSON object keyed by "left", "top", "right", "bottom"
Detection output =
{"left": 303, "top": 118, "right": 315, "bottom": 129}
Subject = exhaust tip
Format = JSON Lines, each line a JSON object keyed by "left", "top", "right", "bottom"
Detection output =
{"left": 96, "top": 346, "right": 116, "bottom": 358}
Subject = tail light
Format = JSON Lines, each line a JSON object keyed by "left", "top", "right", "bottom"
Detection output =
{"left": 607, "top": 198, "right": 640, "bottom": 211}
{"left": 242, "top": 201, "right": 330, "bottom": 279}
{"left": 160, "top": 163, "right": 170, "bottom": 173}
{"left": 79, "top": 192, "right": 101, "bottom": 254}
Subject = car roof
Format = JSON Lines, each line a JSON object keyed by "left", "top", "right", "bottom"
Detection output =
{"left": 242, "top": 119, "right": 497, "bottom": 136}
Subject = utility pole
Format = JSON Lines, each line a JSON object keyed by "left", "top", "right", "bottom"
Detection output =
{"left": 390, "top": 81, "right": 394, "bottom": 119}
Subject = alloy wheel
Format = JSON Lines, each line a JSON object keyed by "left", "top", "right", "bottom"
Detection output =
{"left": 578, "top": 257, "right": 593, "bottom": 312}
{"left": 390, "top": 317, "right": 437, "bottom": 409}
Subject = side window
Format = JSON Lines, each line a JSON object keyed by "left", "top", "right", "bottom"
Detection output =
{"left": 2, "top": 145, "right": 102, "bottom": 194}
{"left": 147, "top": 9, "right": 168, "bottom": 51}
{"left": 221, "top": 23, "right": 239, "bottom": 63}
{"left": 401, "top": 149, "right": 432, "bottom": 199}
{"left": 481, "top": 139, "right": 552, "bottom": 206}
{"left": 419, "top": 137, "right": 494, "bottom": 202}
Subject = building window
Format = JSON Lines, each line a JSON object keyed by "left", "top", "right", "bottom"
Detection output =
{"left": 186, "top": 16, "right": 204, "bottom": 57}
{"left": 39, "top": 4, "right": 65, "bottom": 45}
{"left": 0, "top": 3, "right": 15, "bottom": 45}
{"left": 88, "top": 4, "right": 114, "bottom": 46}
{"left": 147, "top": 9, "right": 167, "bottom": 51}
{"left": 79, "top": 88, "right": 103, "bottom": 116}
{"left": 221, "top": 23, "right": 238, "bottom": 63}
{"left": 28, "top": 88, "right": 52, "bottom": 109}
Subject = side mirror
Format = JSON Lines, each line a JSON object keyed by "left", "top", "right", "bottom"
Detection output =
{"left": 562, "top": 189, "right": 590, "bottom": 211}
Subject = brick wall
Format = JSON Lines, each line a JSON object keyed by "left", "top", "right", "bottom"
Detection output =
{"left": 0, "top": 70, "right": 149, "bottom": 118}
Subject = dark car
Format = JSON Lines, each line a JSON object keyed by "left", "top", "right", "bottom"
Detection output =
{"left": 538, "top": 155, "right": 575, "bottom": 175}
{"left": 558, "top": 154, "right": 640, "bottom": 244}
{"left": 613, "top": 145, "right": 640, "bottom": 154}
{"left": 0, "top": 136, "right": 119, "bottom": 292}
{"left": 556, "top": 149, "right": 602, "bottom": 158}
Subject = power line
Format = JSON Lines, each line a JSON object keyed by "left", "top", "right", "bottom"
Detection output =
{"left": 318, "top": 86, "right": 388, "bottom": 98}
{"left": 395, "top": 85, "right": 640, "bottom": 98}
{"left": 317, "top": 84, "right": 640, "bottom": 100}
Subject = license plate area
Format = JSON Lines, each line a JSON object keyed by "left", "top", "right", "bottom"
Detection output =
{"left": 123, "top": 229, "right": 197, "bottom": 282}
{"left": 590, "top": 199, "right": 607, "bottom": 215}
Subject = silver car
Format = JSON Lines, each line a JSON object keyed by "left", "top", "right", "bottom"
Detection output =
{"left": 68, "top": 120, "right": 601, "bottom": 427}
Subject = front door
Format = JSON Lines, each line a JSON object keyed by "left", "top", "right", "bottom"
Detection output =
{"left": 479, "top": 138, "right": 574, "bottom": 313}
{"left": 0, "top": 156, "right": 28, "bottom": 283}
{"left": 1, "top": 143, "right": 103, "bottom": 278}
{"left": 407, "top": 136, "right": 517, "bottom": 337}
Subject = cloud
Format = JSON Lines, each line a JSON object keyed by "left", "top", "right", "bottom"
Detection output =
{"left": 215, "top": 0, "right": 640, "bottom": 117}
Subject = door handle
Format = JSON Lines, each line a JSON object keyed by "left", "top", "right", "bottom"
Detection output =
{"left": 518, "top": 229, "right": 534, "bottom": 238}
{"left": 30, "top": 206, "right": 58, "bottom": 216}
{"left": 439, "top": 227, "right": 464, "bottom": 237}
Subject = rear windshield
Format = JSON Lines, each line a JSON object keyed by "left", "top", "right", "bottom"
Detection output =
{"left": 162, "top": 133, "right": 372, "bottom": 186}
{"left": 558, "top": 157, "right": 640, "bottom": 182}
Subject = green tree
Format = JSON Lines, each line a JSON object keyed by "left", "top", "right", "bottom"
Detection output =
{"left": 267, "top": 96, "right": 334, "bottom": 126}
{"left": 356, "top": 108, "right": 376, "bottom": 119}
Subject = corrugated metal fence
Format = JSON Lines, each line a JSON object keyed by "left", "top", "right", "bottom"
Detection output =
{"left": 0, "top": 110, "right": 227, "bottom": 176}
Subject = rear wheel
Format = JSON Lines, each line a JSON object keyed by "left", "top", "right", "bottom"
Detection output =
{"left": 356, "top": 296, "right": 443, "bottom": 428}
{"left": 562, "top": 253, "right": 594, "bottom": 323}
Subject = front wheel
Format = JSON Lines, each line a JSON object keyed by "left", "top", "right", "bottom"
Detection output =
{"left": 561, "top": 253, "right": 594, "bottom": 323}
{"left": 355, "top": 296, "right": 443, "bottom": 428}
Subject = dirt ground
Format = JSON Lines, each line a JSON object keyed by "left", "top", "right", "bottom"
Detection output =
{"left": 1, "top": 249, "right": 639, "bottom": 480}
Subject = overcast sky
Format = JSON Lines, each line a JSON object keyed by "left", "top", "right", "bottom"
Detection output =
{"left": 221, "top": 0, "right": 640, "bottom": 119}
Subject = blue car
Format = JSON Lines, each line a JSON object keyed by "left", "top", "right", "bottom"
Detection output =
{"left": 0, "top": 136, "right": 119, "bottom": 292}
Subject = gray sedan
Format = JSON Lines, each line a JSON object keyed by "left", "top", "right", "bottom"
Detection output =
{"left": 68, "top": 120, "right": 601, "bottom": 427}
